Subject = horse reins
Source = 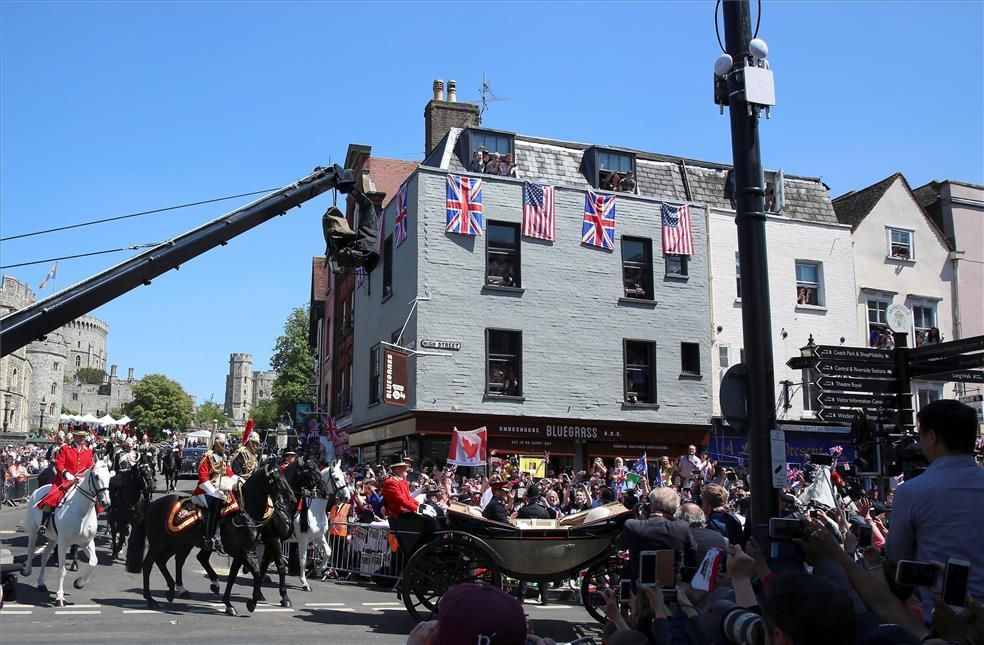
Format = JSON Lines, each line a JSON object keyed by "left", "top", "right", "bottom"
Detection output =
{"left": 71, "top": 466, "right": 109, "bottom": 505}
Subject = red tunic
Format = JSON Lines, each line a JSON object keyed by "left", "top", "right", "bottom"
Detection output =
{"left": 192, "top": 453, "right": 233, "bottom": 496}
{"left": 380, "top": 476, "right": 419, "bottom": 518}
{"left": 37, "top": 442, "right": 94, "bottom": 508}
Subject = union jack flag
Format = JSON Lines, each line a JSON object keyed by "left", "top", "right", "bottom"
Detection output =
{"left": 582, "top": 190, "right": 616, "bottom": 250}
{"left": 394, "top": 183, "right": 409, "bottom": 247}
{"left": 446, "top": 174, "right": 484, "bottom": 236}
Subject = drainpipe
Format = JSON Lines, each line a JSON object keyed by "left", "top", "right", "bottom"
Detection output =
{"left": 948, "top": 250, "right": 965, "bottom": 395}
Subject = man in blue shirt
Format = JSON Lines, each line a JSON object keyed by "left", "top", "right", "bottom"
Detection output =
{"left": 885, "top": 399, "right": 984, "bottom": 609}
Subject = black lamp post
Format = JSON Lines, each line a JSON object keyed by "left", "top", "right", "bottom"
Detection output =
{"left": 39, "top": 396, "right": 47, "bottom": 432}
{"left": 801, "top": 335, "right": 818, "bottom": 412}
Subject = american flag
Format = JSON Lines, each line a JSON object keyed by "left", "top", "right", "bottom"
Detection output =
{"left": 394, "top": 183, "right": 409, "bottom": 247}
{"left": 582, "top": 190, "right": 616, "bottom": 250}
{"left": 446, "top": 174, "right": 484, "bottom": 236}
{"left": 632, "top": 453, "right": 647, "bottom": 475}
{"left": 522, "top": 181, "right": 555, "bottom": 241}
{"left": 661, "top": 202, "right": 694, "bottom": 256}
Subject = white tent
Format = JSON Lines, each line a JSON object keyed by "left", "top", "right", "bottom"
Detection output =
{"left": 186, "top": 429, "right": 211, "bottom": 439}
{"left": 79, "top": 413, "right": 99, "bottom": 424}
{"left": 60, "top": 413, "right": 76, "bottom": 422}
{"left": 96, "top": 414, "right": 118, "bottom": 426}
{"left": 117, "top": 415, "right": 132, "bottom": 425}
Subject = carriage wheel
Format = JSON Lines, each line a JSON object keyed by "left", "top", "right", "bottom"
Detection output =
{"left": 580, "top": 559, "right": 620, "bottom": 624}
{"left": 401, "top": 533, "right": 501, "bottom": 622}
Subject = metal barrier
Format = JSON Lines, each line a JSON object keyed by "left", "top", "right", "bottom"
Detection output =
{"left": 2, "top": 475, "right": 38, "bottom": 506}
{"left": 287, "top": 518, "right": 406, "bottom": 583}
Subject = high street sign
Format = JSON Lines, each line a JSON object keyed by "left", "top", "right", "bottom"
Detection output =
{"left": 814, "top": 345, "right": 894, "bottom": 363}
{"left": 908, "top": 334, "right": 984, "bottom": 361}
{"left": 818, "top": 392, "right": 899, "bottom": 409}
{"left": 816, "top": 361, "right": 895, "bottom": 379}
{"left": 816, "top": 377, "right": 896, "bottom": 393}
{"left": 910, "top": 353, "right": 984, "bottom": 376}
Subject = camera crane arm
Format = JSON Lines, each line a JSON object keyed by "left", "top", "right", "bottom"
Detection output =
{"left": 0, "top": 165, "right": 353, "bottom": 357}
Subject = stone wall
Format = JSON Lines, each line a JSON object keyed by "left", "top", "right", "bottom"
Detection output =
{"left": 1, "top": 276, "right": 35, "bottom": 433}
{"left": 26, "top": 330, "right": 67, "bottom": 430}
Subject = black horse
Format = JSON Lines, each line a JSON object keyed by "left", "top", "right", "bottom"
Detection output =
{"left": 126, "top": 463, "right": 294, "bottom": 615}
{"left": 107, "top": 462, "right": 155, "bottom": 560}
{"left": 160, "top": 448, "right": 179, "bottom": 493}
{"left": 253, "top": 458, "right": 327, "bottom": 607}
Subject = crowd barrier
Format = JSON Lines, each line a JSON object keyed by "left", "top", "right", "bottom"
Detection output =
{"left": 283, "top": 518, "right": 407, "bottom": 583}
{"left": 2, "top": 475, "right": 39, "bottom": 506}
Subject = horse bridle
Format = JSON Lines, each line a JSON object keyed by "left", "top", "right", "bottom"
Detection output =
{"left": 72, "top": 465, "right": 110, "bottom": 505}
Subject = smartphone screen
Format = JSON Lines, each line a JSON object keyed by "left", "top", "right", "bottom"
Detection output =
{"left": 769, "top": 517, "right": 804, "bottom": 540}
{"left": 619, "top": 579, "right": 632, "bottom": 603}
{"left": 639, "top": 551, "right": 658, "bottom": 587}
{"left": 942, "top": 560, "right": 970, "bottom": 607}
{"left": 895, "top": 560, "right": 939, "bottom": 587}
{"left": 857, "top": 525, "right": 873, "bottom": 548}
{"left": 655, "top": 550, "right": 676, "bottom": 590}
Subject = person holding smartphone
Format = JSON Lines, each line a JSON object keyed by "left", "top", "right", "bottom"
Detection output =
{"left": 615, "top": 487, "right": 698, "bottom": 588}
{"left": 885, "top": 400, "right": 984, "bottom": 612}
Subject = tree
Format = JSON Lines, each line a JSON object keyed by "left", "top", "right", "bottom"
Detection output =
{"left": 195, "top": 398, "right": 234, "bottom": 429}
{"left": 270, "top": 306, "right": 315, "bottom": 419}
{"left": 76, "top": 367, "right": 106, "bottom": 385}
{"left": 250, "top": 399, "right": 279, "bottom": 429}
{"left": 124, "top": 374, "right": 193, "bottom": 440}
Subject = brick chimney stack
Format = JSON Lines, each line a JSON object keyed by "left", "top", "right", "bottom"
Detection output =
{"left": 424, "top": 78, "right": 480, "bottom": 159}
{"left": 127, "top": 367, "right": 134, "bottom": 381}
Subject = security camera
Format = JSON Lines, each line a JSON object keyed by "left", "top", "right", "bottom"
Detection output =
{"left": 749, "top": 38, "right": 768, "bottom": 60}
{"left": 714, "top": 53, "right": 733, "bottom": 76}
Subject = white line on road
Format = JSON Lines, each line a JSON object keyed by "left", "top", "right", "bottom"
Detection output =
{"left": 311, "top": 607, "right": 355, "bottom": 612}
{"left": 122, "top": 609, "right": 158, "bottom": 614}
{"left": 527, "top": 605, "right": 575, "bottom": 610}
{"left": 54, "top": 610, "right": 101, "bottom": 615}
{"left": 252, "top": 608, "right": 295, "bottom": 613}
{"left": 0, "top": 610, "right": 32, "bottom": 615}
{"left": 362, "top": 602, "right": 401, "bottom": 606}
{"left": 304, "top": 602, "right": 346, "bottom": 607}
{"left": 64, "top": 604, "right": 100, "bottom": 608}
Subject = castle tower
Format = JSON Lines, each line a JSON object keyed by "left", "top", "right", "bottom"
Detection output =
{"left": 0, "top": 276, "right": 36, "bottom": 433}
{"left": 26, "top": 329, "right": 68, "bottom": 431}
{"left": 224, "top": 353, "right": 254, "bottom": 427}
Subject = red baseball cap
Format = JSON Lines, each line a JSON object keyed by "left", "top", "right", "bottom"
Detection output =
{"left": 432, "top": 583, "right": 527, "bottom": 645}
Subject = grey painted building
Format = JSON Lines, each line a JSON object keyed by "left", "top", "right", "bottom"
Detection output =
{"left": 349, "top": 95, "right": 715, "bottom": 469}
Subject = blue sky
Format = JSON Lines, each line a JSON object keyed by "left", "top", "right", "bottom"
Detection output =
{"left": 2, "top": 1, "right": 982, "bottom": 406}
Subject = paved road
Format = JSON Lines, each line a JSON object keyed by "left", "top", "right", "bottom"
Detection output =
{"left": 0, "top": 476, "right": 602, "bottom": 644}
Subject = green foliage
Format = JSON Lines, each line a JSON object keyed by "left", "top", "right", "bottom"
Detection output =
{"left": 270, "top": 306, "right": 314, "bottom": 419}
{"left": 250, "top": 399, "right": 279, "bottom": 429}
{"left": 196, "top": 398, "right": 234, "bottom": 429}
{"left": 76, "top": 367, "right": 106, "bottom": 385}
{"left": 123, "top": 374, "right": 193, "bottom": 440}
{"left": 61, "top": 405, "right": 73, "bottom": 415}
{"left": 110, "top": 406, "right": 125, "bottom": 419}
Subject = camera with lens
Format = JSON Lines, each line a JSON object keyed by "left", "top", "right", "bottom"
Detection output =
{"left": 692, "top": 599, "right": 764, "bottom": 645}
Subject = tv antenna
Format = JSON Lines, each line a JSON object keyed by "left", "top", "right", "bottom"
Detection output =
{"left": 476, "top": 73, "right": 507, "bottom": 120}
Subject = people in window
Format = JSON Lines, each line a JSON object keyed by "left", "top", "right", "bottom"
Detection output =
{"left": 486, "top": 256, "right": 516, "bottom": 287}
{"left": 797, "top": 287, "right": 810, "bottom": 305}
{"left": 604, "top": 172, "right": 621, "bottom": 191}
{"left": 484, "top": 152, "right": 501, "bottom": 174}
{"left": 601, "top": 170, "right": 636, "bottom": 193}
{"left": 618, "top": 171, "right": 636, "bottom": 192}
{"left": 498, "top": 153, "right": 517, "bottom": 177}
{"left": 470, "top": 149, "right": 485, "bottom": 173}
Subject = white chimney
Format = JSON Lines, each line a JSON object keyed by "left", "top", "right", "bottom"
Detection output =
{"left": 447, "top": 80, "right": 457, "bottom": 102}
{"left": 432, "top": 79, "right": 445, "bottom": 101}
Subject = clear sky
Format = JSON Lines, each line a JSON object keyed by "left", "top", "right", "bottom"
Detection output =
{"left": 1, "top": 1, "right": 982, "bottom": 406}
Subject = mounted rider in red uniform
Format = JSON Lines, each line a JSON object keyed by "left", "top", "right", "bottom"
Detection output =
{"left": 36, "top": 429, "right": 94, "bottom": 538}
{"left": 191, "top": 434, "right": 239, "bottom": 553}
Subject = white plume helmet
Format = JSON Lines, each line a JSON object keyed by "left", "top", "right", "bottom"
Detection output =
{"left": 245, "top": 431, "right": 261, "bottom": 445}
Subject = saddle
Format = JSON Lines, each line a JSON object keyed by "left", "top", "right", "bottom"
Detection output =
{"left": 165, "top": 496, "right": 274, "bottom": 536}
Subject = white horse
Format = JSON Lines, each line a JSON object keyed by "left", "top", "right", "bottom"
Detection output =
{"left": 21, "top": 459, "right": 113, "bottom": 606}
{"left": 293, "top": 460, "right": 348, "bottom": 592}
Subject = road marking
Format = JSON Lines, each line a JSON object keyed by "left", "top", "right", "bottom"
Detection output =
{"left": 312, "top": 607, "right": 355, "bottom": 612}
{"left": 253, "top": 607, "right": 294, "bottom": 613}
{"left": 122, "top": 609, "right": 158, "bottom": 614}
{"left": 0, "top": 610, "right": 32, "bottom": 615}
{"left": 527, "top": 605, "right": 573, "bottom": 610}
{"left": 0, "top": 530, "right": 16, "bottom": 535}
{"left": 55, "top": 610, "right": 101, "bottom": 615}
{"left": 304, "top": 602, "right": 346, "bottom": 607}
{"left": 362, "top": 602, "right": 401, "bottom": 606}
{"left": 65, "top": 604, "right": 100, "bottom": 608}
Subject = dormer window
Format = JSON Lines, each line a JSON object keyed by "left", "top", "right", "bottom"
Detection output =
{"left": 461, "top": 129, "right": 516, "bottom": 177}
{"left": 582, "top": 148, "right": 636, "bottom": 193}
{"left": 887, "top": 228, "right": 914, "bottom": 261}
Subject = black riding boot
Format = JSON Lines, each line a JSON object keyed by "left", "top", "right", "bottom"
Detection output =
{"left": 202, "top": 498, "right": 221, "bottom": 553}
{"left": 37, "top": 509, "right": 52, "bottom": 538}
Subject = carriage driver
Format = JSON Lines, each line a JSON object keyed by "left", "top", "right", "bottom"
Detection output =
{"left": 113, "top": 437, "right": 139, "bottom": 473}
{"left": 36, "top": 429, "right": 94, "bottom": 539}
{"left": 192, "top": 434, "right": 240, "bottom": 553}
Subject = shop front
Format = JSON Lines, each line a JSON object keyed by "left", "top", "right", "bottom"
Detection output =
{"left": 349, "top": 410, "right": 709, "bottom": 471}
{"left": 709, "top": 419, "right": 855, "bottom": 466}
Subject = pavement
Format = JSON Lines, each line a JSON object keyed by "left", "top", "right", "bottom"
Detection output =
{"left": 0, "top": 476, "right": 603, "bottom": 644}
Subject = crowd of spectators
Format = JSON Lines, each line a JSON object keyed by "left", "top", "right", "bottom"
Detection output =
{"left": 470, "top": 149, "right": 518, "bottom": 177}
{"left": 1, "top": 443, "right": 51, "bottom": 506}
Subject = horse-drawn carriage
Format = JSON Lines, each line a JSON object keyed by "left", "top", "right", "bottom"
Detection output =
{"left": 391, "top": 500, "right": 634, "bottom": 623}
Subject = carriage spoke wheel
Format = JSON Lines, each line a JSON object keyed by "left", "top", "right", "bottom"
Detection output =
{"left": 401, "top": 534, "right": 500, "bottom": 623}
{"left": 580, "top": 559, "right": 621, "bottom": 624}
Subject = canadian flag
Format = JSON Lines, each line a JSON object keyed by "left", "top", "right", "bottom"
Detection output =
{"left": 447, "top": 426, "right": 488, "bottom": 467}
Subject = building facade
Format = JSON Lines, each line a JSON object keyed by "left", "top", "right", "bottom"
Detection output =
{"left": 62, "top": 364, "right": 139, "bottom": 418}
{"left": 26, "top": 330, "right": 67, "bottom": 431}
{"left": 223, "top": 353, "right": 277, "bottom": 425}
{"left": 347, "top": 86, "right": 714, "bottom": 469}
{"left": 1, "top": 276, "right": 35, "bottom": 433}
{"left": 833, "top": 173, "right": 957, "bottom": 409}
{"left": 707, "top": 174, "right": 858, "bottom": 422}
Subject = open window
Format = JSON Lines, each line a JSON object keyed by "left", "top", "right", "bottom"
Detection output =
{"left": 486, "top": 329, "right": 522, "bottom": 397}
{"left": 621, "top": 237, "right": 653, "bottom": 299}
{"left": 795, "top": 261, "right": 824, "bottom": 307}
{"left": 887, "top": 228, "right": 914, "bottom": 261}
{"left": 581, "top": 147, "right": 637, "bottom": 192}
{"left": 624, "top": 340, "right": 657, "bottom": 403}
{"left": 461, "top": 128, "right": 516, "bottom": 176}
{"left": 486, "top": 222, "right": 521, "bottom": 288}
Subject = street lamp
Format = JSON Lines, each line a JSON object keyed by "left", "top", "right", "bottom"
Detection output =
{"left": 3, "top": 395, "right": 11, "bottom": 432}
{"left": 39, "top": 396, "right": 48, "bottom": 432}
{"left": 801, "top": 335, "right": 818, "bottom": 412}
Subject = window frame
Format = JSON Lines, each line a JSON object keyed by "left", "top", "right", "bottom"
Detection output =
{"left": 916, "top": 383, "right": 943, "bottom": 411}
{"left": 464, "top": 128, "right": 515, "bottom": 172}
{"left": 485, "top": 221, "right": 522, "bottom": 289}
{"left": 887, "top": 227, "right": 915, "bottom": 261}
{"left": 794, "top": 260, "right": 825, "bottom": 307}
{"left": 910, "top": 299, "right": 939, "bottom": 347}
{"left": 583, "top": 147, "right": 637, "bottom": 192}
{"left": 621, "top": 236, "right": 654, "bottom": 300}
{"left": 718, "top": 344, "right": 731, "bottom": 369}
{"left": 623, "top": 339, "right": 657, "bottom": 404}
{"left": 485, "top": 328, "right": 523, "bottom": 398}
{"left": 368, "top": 345, "right": 381, "bottom": 405}
{"left": 681, "top": 342, "right": 702, "bottom": 377}
{"left": 865, "top": 295, "right": 893, "bottom": 348}
{"left": 665, "top": 253, "right": 689, "bottom": 278}
{"left": 382, "top": 234, "right": 394, "bottom": 300}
